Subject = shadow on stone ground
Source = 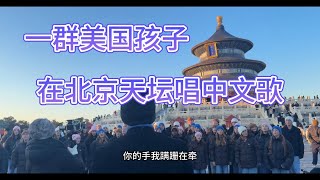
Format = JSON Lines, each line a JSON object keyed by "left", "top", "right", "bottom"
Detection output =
{"left": 301, "top": 139, "right": 319, "bottom": 173}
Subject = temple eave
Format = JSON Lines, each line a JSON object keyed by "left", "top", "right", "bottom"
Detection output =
{"left": 191, "top": 38, "right": 254, "bottom": 57}
{"left": 182, "top": 59, "right": 266, "bottom": 76}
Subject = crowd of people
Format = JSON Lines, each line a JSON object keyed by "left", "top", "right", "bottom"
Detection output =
{"left": 0, "top": 93, "right": 320, "bottom": 174}
{"left": 0, "top": 121, "right": 129, "bottom": 173}
{"left": 154, "top": 116, "right": 308, "bottom": 174}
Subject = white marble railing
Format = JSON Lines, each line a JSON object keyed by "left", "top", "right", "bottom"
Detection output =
{"left": 289, "top": 105, "right": 304, "bottom": 121}
{"left": 167, "top": 107, "right": 262, "bottom": 116}
{"left": 95, "top": 103, "right": 271, "bottom": 127}
{"left": 294, "top": 106, "right": 320, "bottom": 113}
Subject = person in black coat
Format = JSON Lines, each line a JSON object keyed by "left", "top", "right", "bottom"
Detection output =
{"left": 235, "top": 126, "right": 260, "bottom": 174}
{"left": 206, "top": 127, "right": 216, "bottom": 174}
{"left": 206, "top": 127, "right": 215, "bottom": 143}
{"left": 0, "top": 144, "right": 8, "bottom": 173}
{"left": 209, "top": 126, "right": 231, "bottom": 174}
{"left": 255, "top": 121, "right": 272, "bottom": 174}
{"left": 67, "top": 134, "right": 87, "bottom": 172}
{"left": 84, "top": 127, "right": 97, "bottom": 155}
{"left": 264, "top": 126, "right": 294, "bottom": 174}
{"left": 0, "top": 128, "right": 9, "bottom": 145}
{"left": 186, "top": 124, "right": 196, "bottom": 146}
{"left": 171, "top": 127, "right": 180, "bottom": 140}
{"left": 88, "top": 129, "right": 108, "bottom": 172}
{"left": 227, "top": 118, "right": 239, "bottom": 136}
{"left": 25, "top": 118, "right": 84, "bottom": 173}
{"left": 229, "top": 124, "right": 240, "bottom": 174}
{"left": 189, "top": 132, "right": 209, "bottom": 174}
{"left": 282, "top": 116, "right": 304, "bottom": 174}
{"left": 4, "top": 126, "right": 21, "bottom": 173}
{"left": 177, "top": 127, "right": 187, "bottom": 144}
{"left": 109, "top": 128, "right": 122, "bottom": 142}
{"left": 92, "top": 92, "right": 193, "bottom": 173}
{"left": 165, "top": 125, "right": 172, "bottom": 137}
{"left": 103, "top": 127, "right": 113, "bottom": 140}
{"left": 80, "top": 129, "right": 88, "bottom": 143}
{"left": 248, "top": 123, "right": 259, "bottom": 138}
{"left": 11, "top": 129, "right": 29, "bottom": 173}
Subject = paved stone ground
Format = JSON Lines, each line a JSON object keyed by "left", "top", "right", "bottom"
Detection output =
{"left": 301, "top": 139, "right": 319, "bottom": 173}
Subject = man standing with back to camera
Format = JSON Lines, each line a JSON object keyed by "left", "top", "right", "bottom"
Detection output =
{"left": 92, "top": 92, "right": 193, "bottom": 173}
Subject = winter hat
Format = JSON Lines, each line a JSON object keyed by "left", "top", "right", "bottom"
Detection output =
{"left": 89, "top": 125, "right": 97, "bottom": 133}
{"left": 195, "top": 131, "right": 202, "bottom": 137}
{"left": 216, "top": 125, "right": 225, "bottom": 132}
{"left": 260, "top": 120, "right": 272, "bottom": 130}
{"left": 28, "top": 118, "right": 55, "bottom": 140}
{"left": 231, "top": 118, "right": 239, "bottom": 123}
{"left": 187, "top": 117, "right": 193, "bottom": 125}
{"left": 72, "top": 134, "right": 81, "bottom": 141}
{"left": 13, "top": 126, "right": 21, "bottom": 131}
{"left": 120, "top": 91, "right": 155, "bottom": 126}
{"left": 237, "top": 126, "right": 247, "bottom": 135}
{"left": 158, "top": 123, "right": 165, "bottom": 128}
{"left": 234, "top": 123, "right": 241, "bottom": 128}
{"left": 117, "top": 125, "right": 122, "bottom": 129}
{"left": 97, "top": 129, "right": 105, "bottom": 135}
{"left": 272, "top": 126, "right": 282, "bottom": 134}
{"left": 173, "top": 121, "right": 180, "bottom": 127}
{"left": 312, "top": 119, "right": 318, "bottom": 126}
{"left": 195, "top": 124, "right": 201, "bottom": 130}
{"left": 285, "top": 116, "right": 294, "bottom": 122}
{"left": 191, "top": 123, "right": 196, "bottom": 127}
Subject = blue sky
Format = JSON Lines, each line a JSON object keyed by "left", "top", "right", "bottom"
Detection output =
{"left": 0, "top": 7, "right": 319, "bottom": 122}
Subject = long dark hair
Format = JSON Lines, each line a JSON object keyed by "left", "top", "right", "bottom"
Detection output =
{"left": 268, "top": 134, "right": 287, "bottom": 156}
{"left": 230, "top": 132, "right": 240, "bottom": 144}
{"left": 96, "top": 133, "right": 108, "bottom": 144}
{"left": 9, "top": 132, "right": 21, "bottom": 141}
{"left": 215, "top": 133, "right": 227, "bottom": 146}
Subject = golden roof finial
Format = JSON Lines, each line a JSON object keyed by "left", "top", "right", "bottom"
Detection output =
{"left": 217, "top": 16, "right": 223, "bottom": 26}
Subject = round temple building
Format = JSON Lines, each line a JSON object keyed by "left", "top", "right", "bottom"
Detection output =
{"left": 183, "top": 16, "right": 266, "bottom": 100}
{"left": 94, "top": 16, "right": 281, "bottom": 129}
